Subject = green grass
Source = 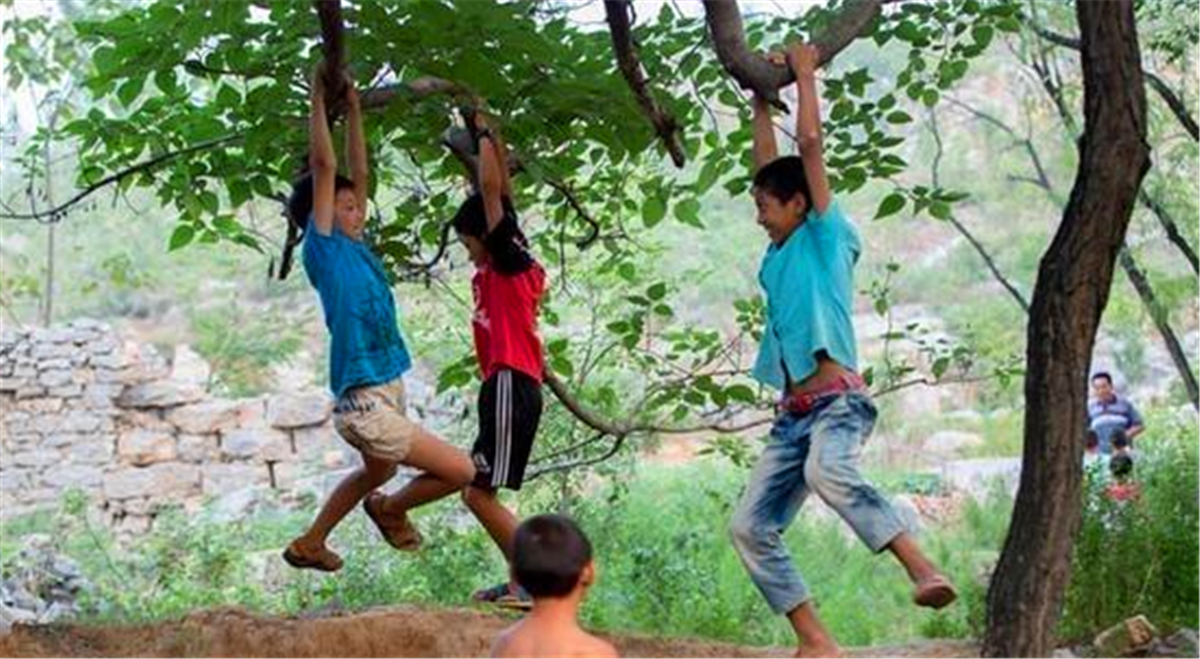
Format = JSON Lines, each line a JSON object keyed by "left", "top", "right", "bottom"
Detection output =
{"left": 3, "top": 414, "right": 1194, "bottom": 649}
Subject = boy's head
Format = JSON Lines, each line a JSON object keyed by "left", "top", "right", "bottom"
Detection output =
{"left": 753, "top": 156, "right": 811, "bottom": 245}
{"left": 453, "top": 193, "right": 519, "bottom": 266}
{"left": 287, "top": 172, "right": 364, "bottom": 239}
{"left": 512, "top": 514, "right": 594, "bottom": 601}
{"left": 1085, "top": 430, "right": 1099, "bottom": 453}
{"left": 1109, "top": 453, "right": 1134, "bottom": 480}
{"left": 1111, "top": 429, "right": 1130, "bottom": 453}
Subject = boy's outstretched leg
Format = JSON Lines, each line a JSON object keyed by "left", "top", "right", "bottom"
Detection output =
{"left": 887, "top": 533, "right": 957, "bottom": 608}
{"left": 286, "top": 454, "right": 397, "bottom": 571}
{"left": 364, "top": 429, "right": 476, "bottom": 550}
{"left": 786, "top": 603, "right": 842, "bottom": 658}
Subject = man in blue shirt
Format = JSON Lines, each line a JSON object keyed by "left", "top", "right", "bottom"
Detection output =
{"left": 729, "top": 43, "right": 956, "bottom": 658}
{"left": 1088, "top": 371, "right": 1145, "bottom": 454}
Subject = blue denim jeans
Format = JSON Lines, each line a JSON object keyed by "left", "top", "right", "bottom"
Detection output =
{"left": 729, "top": 392, "right": 906, "bottom": 614}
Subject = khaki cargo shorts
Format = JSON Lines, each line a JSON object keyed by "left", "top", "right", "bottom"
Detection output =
{"left": 333, "top": 379, "right": 419, "bottom": 463}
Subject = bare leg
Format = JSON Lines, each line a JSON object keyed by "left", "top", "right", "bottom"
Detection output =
{"left": 401, "top": 427, "right": 475, "bottom": 486}
{"left": 377, "top": 427, "right": 475, "bottom": 516}
{"left": 886, "top": 533, "right": 939, "bottom": 582}
{"left": 382, "top": 473, "right": 461, "bottom": 515}
{"left": 295, "top": 454, "right": 397, "bottom": 550}
{"left": 786, "top": 602, "right": 843, "bottom": 658}
{"left": 462, "top": 486, "right": 519, "bottom": 560}
{"left": 887, "top": 532, "right": 957, "bottom": 608}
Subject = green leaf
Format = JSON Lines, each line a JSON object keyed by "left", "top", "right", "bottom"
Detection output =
{"left": 647, "top": 282, "right": 668, "bottom": 301}
{"left": 875, "top": 192, "right": 907, "bottom": 220}
{"left": 642, "top": 194, "right": 667, "bottom": 228}
{"left": 929, "top": 200, "right": 952, "bottom": 220}
{"left": 116, "top": 76, "right": 144, "bottom": 108}
{"left": 971, "top": 24, "right": 994, "bottom": 50}
{"left": 886, "top": 110, "right": 913, "bottom": 124}
{"left": 168, "top": 224, "right": 195, "bottom": 251}
{"left": 725, "top": 384, "right": 757, "bottom": 404}
{"left": 921, "top": 88, "right": 940, "bottom": 107}
{"left": 674, "top": 197, "right": 702, "bottom": 227}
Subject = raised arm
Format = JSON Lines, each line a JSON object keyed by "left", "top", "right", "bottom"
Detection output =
{"left": 752, "top": 93, "right": 778, "bottom": 172}
{"left": 308, "top": 63, "right": 338, "bottom": 236}
{"left": 344, "top": 73, "right": 369, "bottom": 213}
{"left": 473, "top": 110, "right": 508, "bottom": 234}
{"left": 788, "top": 43, "right": 832, "bottom": 214}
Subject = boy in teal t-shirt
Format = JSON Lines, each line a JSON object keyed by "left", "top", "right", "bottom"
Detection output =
{"left": 729, "top": 42, "right": 957, "bottom": 658}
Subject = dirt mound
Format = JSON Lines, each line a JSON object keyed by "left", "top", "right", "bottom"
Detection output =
{"left": 0, "top": 605, "right": 978, "bottom": 658}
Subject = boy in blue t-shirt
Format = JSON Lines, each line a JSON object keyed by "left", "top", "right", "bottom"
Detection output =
{"left": 281, "top": 63, "right": 475, "bottom": 572}
{"left": 729, "top": 43, "right": 956, "bottom": 657}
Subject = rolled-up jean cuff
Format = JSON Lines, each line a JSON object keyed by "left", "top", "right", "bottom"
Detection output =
{"left": 776, "top": 591, "right": 813, "bottom": 616}
{"left": 865, "top": 523, "right": 906, "bottom": 554}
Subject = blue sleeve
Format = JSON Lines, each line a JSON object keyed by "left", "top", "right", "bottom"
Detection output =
{"left": 302, "top": 215, "right": 339, "bottom": 288}
{"left": 808, "top": 199, "right": 861, "bottom": 262}
{"left": 1126, "top": 400, "right": 1144, "bottom": 427}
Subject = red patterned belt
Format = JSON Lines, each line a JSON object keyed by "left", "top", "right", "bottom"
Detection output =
{"left": 781, "top": 372, "right": 867, "bottom": 414}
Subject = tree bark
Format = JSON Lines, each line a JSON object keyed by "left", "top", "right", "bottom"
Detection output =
{"left": 983, "top": 1, "right": 1150, "bottom": 656}
{"left": 604, "top": 0, "right": 686, "bottom": 167}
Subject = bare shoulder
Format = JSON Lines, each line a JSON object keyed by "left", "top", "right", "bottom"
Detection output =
{"left": 582, "top": 634, "right": 620, "bottom": 658}
{"left": 489, "top": 623, "right": 521, "bottom": 658}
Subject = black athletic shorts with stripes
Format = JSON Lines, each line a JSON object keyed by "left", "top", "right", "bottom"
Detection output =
{"left": 471, "top": 369, "right": 544, "bottom": 491}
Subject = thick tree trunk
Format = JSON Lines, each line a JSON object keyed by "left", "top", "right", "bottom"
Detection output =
{"left": 982, "top": 1, "right": 1150, "bottom": 656}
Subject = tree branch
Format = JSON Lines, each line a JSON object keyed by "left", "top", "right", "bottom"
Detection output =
{"left": 604, "top": 0, "right": 686, "bottom": 167}
{"left": 544, "top": 178, "right": 602, "bottom": 249}
{"left": 0, "top": 135, "right": 244, "bottom": 222}
{"left": 702, "top": 0, "right": 882, "bottom": 107}
{"left": 1137, "top": 188, "right": 1198, "bottom": 275}
{"left": 1032, "top": 25, "right": 1198, "bottom": 142}
{"left": 928, "top": 107, "right": 1031, "bottom": 312}
{"left": 1119, "top": 247, "right": 1199, "bottom": 409}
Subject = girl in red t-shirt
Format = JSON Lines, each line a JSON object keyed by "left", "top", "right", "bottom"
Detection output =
{"left": 367, "top": 106, "right": 546, "bottom": 608}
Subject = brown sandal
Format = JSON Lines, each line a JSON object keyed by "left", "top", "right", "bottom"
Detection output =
{"left": 364, "top": 491, "right": 423, "bottom": 551}
{"left": 913, "top": 574, "right": 958, "bottom": 609}
{"left": 282, "top": 541, "right": 343, "bottom": 572}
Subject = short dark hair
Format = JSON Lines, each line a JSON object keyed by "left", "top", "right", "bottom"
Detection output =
{"left": 1111, "top": 429, "right": 1130, "bottom": 451}
{"left": 286, "top": 172, "right": 355, "bottom": 231}
{"left": 1110, "top": 453, "right": 1134, "bottom": 478}
{"left": 752, "top": 156, "right": 812, "bottom": 207}
{"left": 1092, "top": 372, "right": 1113, "bottom": 385}
{"left": 512, "top": 514, "right": 593, "bottom": 599}
{"left": 1085, "top": 430, "right": 1099, "bottom": 450}
{"left": 452, "top": 192, "right": 517, "bottom": 240}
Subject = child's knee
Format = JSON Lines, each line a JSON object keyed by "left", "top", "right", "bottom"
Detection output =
{"left": 461, "top": 484, "right": 496, "bottom": 509}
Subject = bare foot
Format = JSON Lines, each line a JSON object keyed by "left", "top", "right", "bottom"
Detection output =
{"left": 913, "top": 573, "right": 957, "bottom": 609}
{"left": 795, "top": 640, "right": 843, "bottom": 658}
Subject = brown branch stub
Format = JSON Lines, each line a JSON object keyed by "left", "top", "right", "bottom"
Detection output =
{"left": 1145, "top": 71, "right": 1199, "bottom": 142}
{"left": 314, "top": 0, "right": 348, "bottom": 116}
{"left": 604, "top": 0, "right": 687, "bottom": 168}
{"left": 702, "top": 0, "right": 882, "bottom": 107}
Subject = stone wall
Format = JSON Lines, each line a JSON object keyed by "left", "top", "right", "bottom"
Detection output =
{"left": 0, "top": 319, "right": 364, "bottom": 535}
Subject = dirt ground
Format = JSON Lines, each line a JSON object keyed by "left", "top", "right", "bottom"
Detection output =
{"left": 0, "top": 604, "right": 979, "bottom": 658}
